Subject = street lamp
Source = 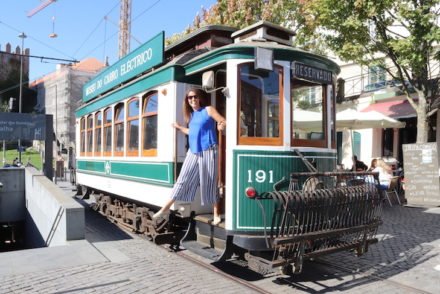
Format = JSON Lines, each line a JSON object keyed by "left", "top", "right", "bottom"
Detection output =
{"left": 18, "top": 32, "right": 27, "bottom": 163}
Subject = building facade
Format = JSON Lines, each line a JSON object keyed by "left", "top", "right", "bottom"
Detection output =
{"left": 335, "top": 56, "right": 438, "bottom": 170}
{"left": 30, "top": 58, "right": 105, "bottom": 161}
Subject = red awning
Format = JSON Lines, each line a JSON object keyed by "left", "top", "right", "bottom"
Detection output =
{"left": 361, "top": 99, "right": 416, "bottom": 119}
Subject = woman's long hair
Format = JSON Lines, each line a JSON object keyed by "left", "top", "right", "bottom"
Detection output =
{"left": 376, "top": 158, "right": 392, "bottom": 173}
{"left": 182, "top": 88, "right": 211, "bottom": 124}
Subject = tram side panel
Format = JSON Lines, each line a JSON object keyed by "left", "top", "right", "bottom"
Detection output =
{"left": 75, "top": 82, "right": 212, "bottom": 216}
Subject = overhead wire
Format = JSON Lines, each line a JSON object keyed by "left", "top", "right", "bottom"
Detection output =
{"left": 1, "top": 0, "right": 165, "bottom": 76}
{"left": 71, "top": 0, "right": 120, "bottom": 58}
{"left": 0, "top": 19, "right": 76, "bottom": 60}
{"left": 79, "top": 0, "right": 164, "bottom": 61}
{"left": 131, "top": 0, "right": 162, "bottom": 23}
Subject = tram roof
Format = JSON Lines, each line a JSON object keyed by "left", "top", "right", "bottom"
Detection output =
{"left": 181, "top": 41, "right": 340, "bottom": 76}
{"left": 76, "top": 23, "right": 340, "bottom": 117}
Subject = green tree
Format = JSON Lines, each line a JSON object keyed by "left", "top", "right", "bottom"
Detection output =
{"left": 166, "top": 1, "right": 305, "bottom": 46}
{"left": 300, "top": 0, "right": 440, "bottom": 143}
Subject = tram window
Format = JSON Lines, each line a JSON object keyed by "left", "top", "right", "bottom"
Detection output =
{"left": 114, "top": 103, "right": 125, "bottom": 156}
{"left": 94, "top": 111, "right": 102, "bottom": 156}
{"left": 86, "top": 115, "right": 94, "bottom": 156}
{"left": 103, "top": 107, "right": 112, "bottom": 156}
{"left": 127, "top": 98, "right": 139, "bottom": 156}
{"left": 142, "top": 92, "right": 158, "bottom": 156}
{"left": 238, "top": 63, "right": 283, "bottom": 146}
{"left": 291, "top": 79, "right": 327, "bottom": 148}
{"left": 80, "top": 117, "right": 86, "bottom": 155}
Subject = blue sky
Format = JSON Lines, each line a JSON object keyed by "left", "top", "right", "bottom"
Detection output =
{"left": 0, "top": 0, "right": 217, "bottom": 81}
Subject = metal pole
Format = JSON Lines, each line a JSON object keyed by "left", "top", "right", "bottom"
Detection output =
{"left": 55, "top": 84, "right": 57, "bottom": 147}
{"left": 18, "top": 32, "right": 27, "bottom": 163}
{"left": 2, "top": 140, "right": 5, "bottom": 166}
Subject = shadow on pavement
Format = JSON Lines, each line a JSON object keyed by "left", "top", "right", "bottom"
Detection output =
{"left": 73, "top": 197, "right": 134, "bottom": 243}
{"left": 212, "top": 260, "right": 265, "bottom": 281}
{"left": 272, "top": 205, "right": 440, "bottom": 292}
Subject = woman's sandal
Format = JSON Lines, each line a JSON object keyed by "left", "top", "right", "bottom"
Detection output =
{"left": 152, "top": 210, "right": 170, "bottom": 221}
{"left": 212, "top": 216, "right": 222, "bottom": 226}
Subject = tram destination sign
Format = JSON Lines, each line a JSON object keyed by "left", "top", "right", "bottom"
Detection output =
{"left": 0, "top": 112, "right": 46, "bottom": 140}
{"left": 83, "top": 31, "right": 165, "bottom": 102}
{"left": 292, "top": 62, "right": 333, "bottom": 84}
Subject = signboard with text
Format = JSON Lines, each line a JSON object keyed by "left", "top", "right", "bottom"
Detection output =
{"left": 403, "top": 143, "right": 440, "bottom": 206}
{"left": 292, "top": 62, "right": 333, "bottom": 84}
{"left": 0, "top": 112, "right": 46, "bottom": 140}
{"left": 83, "top": 31, "right": 164, "bottom": 102}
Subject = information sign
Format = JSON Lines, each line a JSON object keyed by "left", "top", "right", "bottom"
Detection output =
{"left": 83, "top": 31, "right": 164, "bottom": 102}
{"left": 292, "top": 62, "right": 333, "bottom": 84}
{"left": 403, "top": 143, "right": 440, "bottom": 206}
{"left": 0, "top": 112, "right": 46, "bottom": 140}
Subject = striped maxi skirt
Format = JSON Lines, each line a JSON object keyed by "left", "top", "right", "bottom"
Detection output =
{"left": 170, "top": 145, "right": 219, "bottom": 206}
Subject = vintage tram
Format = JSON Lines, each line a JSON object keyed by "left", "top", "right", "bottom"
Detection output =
{"left": 75, "top": 21, "right": 382, "bottom": 274}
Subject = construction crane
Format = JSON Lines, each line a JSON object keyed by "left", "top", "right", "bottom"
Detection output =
{"left": 27, "top": 0, "right": 132, "bottom": 58}
{"left": 119, "top": 0, "right": 132, "bottom": 58}
{"left": 27, "top": 0, "right": 57, "bottom": 18}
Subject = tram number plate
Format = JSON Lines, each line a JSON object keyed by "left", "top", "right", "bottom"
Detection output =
{"left": 247, "top": 170, "right": 274, "bottom": 183}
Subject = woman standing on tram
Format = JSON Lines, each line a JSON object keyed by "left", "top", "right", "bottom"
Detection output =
{"left": 153, "top": 88, "right": 226, "bottom": 225}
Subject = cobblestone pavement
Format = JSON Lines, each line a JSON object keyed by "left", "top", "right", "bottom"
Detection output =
{"left": 1, "top": 179, "right": 439, "bottom": 294}
{"left": 247, "top": 205, "right": 440, "bottom": 293}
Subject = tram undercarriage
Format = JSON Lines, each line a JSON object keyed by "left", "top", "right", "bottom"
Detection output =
{"left": 80, "top": 171, "right": 383, "bottom": 276}
{"left": 90, "top": 192, "right": 187, "bottom": 246}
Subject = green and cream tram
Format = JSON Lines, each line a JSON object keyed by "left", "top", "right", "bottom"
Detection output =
{"left": 75, "top": 21, "right": 381, "bottom": 274}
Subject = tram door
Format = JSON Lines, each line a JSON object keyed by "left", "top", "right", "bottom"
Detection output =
{"left": 215, "top": 71, "right": 227, "bottom": 213}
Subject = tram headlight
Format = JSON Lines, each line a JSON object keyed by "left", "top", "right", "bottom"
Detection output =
{"left": 245, "top": 187, "right": 258, "bottom": 199}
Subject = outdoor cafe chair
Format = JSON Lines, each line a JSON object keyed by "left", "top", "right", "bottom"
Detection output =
{"left": 385, "top": 176, "right": 401, "bottom": 206}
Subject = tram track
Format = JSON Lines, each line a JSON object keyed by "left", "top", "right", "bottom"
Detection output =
{"left": 175, "top": 250, "right": 272, "bottom": 294}
{"left": 93, "top": 209, "right": 270, "bottom": 293}
{"left": 90, "top": 209, "right": 428, "bottom": 294}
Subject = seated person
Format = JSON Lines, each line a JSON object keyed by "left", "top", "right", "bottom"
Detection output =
{"left": 367, "top": 158, "right": 377, "bottom": 172}
{"left": 372, "top": 158, "right": 392, "bottom": 190}
{"left": 352, "top": 155, "right": 368, "bottom": 171}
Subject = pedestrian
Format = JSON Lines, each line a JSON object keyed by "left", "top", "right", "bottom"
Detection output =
{"left": 373, "top": 158, "right": 392, "bottom": 190}
{"left": 153, "top": 88, "right": 226, "bottom": 225}
{"left": 367, "top": 158, "right": 377, "bottom": 171}
{"left": 352, "top": 155, "right": 368, "bottom": 171}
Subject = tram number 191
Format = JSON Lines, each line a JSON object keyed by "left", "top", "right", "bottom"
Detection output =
{"left": 247, "top": 170, "right": 274, "bottom": 183}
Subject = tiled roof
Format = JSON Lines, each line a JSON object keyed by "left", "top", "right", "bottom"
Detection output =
{"left": 72, "top": 58, "right": 105, "bottom": 73}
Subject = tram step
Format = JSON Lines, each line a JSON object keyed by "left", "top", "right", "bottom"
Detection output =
{"left": 196, "top": 233, "right": 226, "bottom": 251}
{"left": 194, "top": 214, "right": 225, "bottom": 229}
{"left": 193, "top": 214, "right": 226, "bottom": 240}
{"left": 190, "top": 214, "right": 227, "bottom": 252}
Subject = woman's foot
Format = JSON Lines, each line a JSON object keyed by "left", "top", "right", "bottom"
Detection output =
{"left": 212, "top": 215, "right": 221, "bottom": 225}
{"left": 152, "top": 209, "right": 169, "bottom": 221}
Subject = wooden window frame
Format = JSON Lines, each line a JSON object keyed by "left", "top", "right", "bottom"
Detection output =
{"left": 103, "top": 107, "right": 112, "bottom": 157}
{"left": 113, "top": 103, "right": 124, "bottom": 157}
{"left": 141, "top": 92, "right": 158, "bottom": 157}
{"left": 80, "top": 117, "right": 86, "bottom": 156}
{"left": 237, "top": 63, "right": 284, "bottom": 146}
{"left": 291, "top": 82, "right": 328, "bottom": 148}
{"left": 86, "top": 115, "right": 94, "bottom": 156}
{"left": 126, "top": 97, "right": 140, "bottom": 157}
{"left": 94, "top": 111, "right": 102, "bottom": 157}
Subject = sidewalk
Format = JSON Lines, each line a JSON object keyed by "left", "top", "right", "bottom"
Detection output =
{"left": 0, "top": 179, "right": 258, "bottom": 294}
{"left": 0, "top": 178, "right": 439, "bottom": 293}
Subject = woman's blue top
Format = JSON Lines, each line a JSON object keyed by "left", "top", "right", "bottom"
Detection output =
{"left": 188, "top": 107, "right": 217, "bottom": 153}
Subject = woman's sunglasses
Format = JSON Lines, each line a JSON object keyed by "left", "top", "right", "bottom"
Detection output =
{"left": 187, "top": 95, "right": 199, "bottom": 100}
